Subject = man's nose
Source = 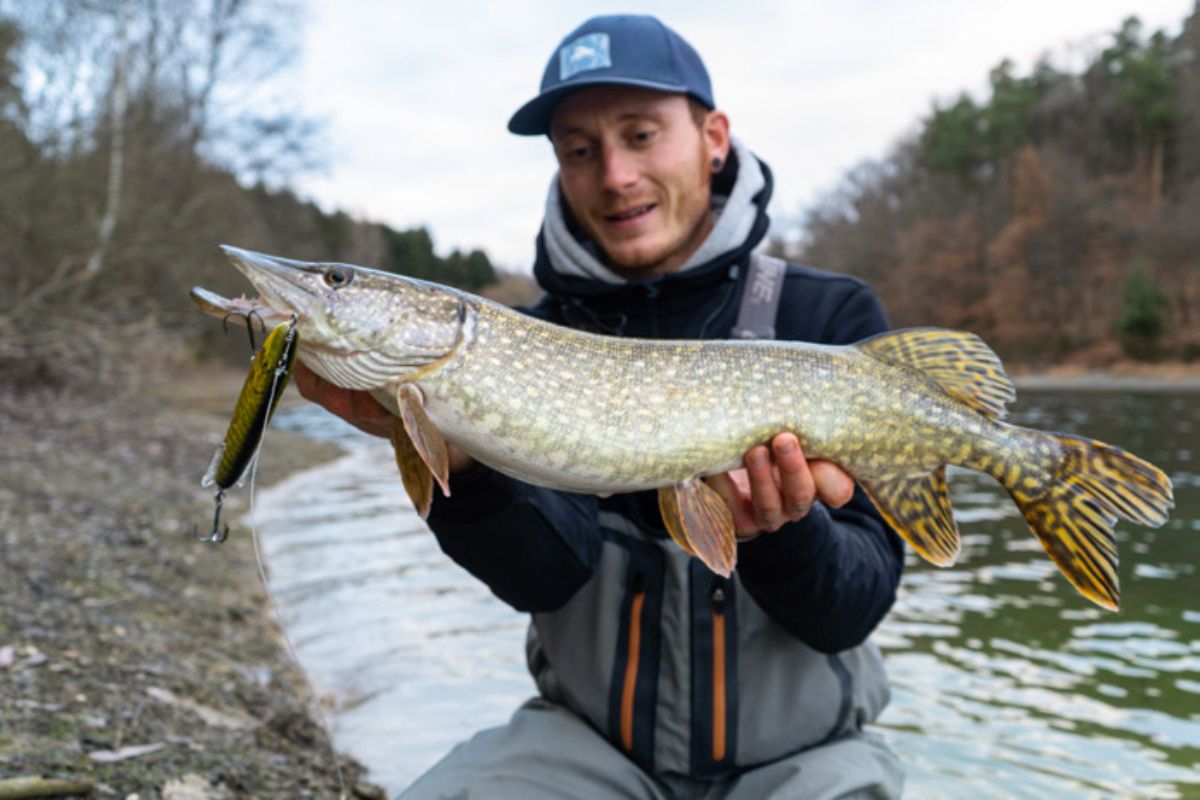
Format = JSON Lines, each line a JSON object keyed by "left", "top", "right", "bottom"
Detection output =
{"left": 600, "top": 145, "right": 638, "bottom": 191}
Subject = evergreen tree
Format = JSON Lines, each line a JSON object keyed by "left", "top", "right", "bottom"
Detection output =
{"left": 1116, "top": 262, "right": 1168, "bottom": 358}
{"left": 383, "top": 225, "right": 438, "bottom": 279}
{"left": 920, "top": 95, "right": 984, "bottom": 181}
{"left": 1100, "top": 17, "right": 1178, "bottom": 205}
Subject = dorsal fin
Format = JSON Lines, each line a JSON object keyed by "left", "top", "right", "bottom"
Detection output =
{"left": 857, "top": 328, "right": 1016, "bottom": 420}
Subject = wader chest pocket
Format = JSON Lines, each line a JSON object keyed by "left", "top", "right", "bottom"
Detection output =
{"left": 606, "top": 545, "right": 664, "bottom": 772}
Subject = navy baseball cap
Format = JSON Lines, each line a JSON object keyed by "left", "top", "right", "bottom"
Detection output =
{"left": 508, "top": 14, "right": 714, "bottom": 136}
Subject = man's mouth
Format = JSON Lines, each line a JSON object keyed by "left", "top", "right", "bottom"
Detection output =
{"left": 605, "top": 203, "right": 657, "bottom": 224}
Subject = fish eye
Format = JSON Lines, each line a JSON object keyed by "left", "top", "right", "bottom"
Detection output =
{"left": 324, "top": 266, "right": 353, "bottom": 289}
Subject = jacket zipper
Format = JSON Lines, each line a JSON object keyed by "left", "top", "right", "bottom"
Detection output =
{"left": 620, "top": 572, "right": 646, "bottom": 753}
{"left": 711, "top": 585, "right": 727, "bottom": 762}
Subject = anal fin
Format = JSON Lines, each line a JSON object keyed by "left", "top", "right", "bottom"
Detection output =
{"left": 658, "top": 479, "right": 737, "bottom": 577}
{"left": 860, "top": 467, "right": 960, "bottom": 565}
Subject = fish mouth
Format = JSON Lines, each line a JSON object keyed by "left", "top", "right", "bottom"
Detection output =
{"left": 189, "top": 286, "right": 291, "bottom": 327}
{"left": 217, "top": 245, "right": 324, "bottom": 319}
{"left": 191, "top": 246, "right": 327, "bottom": 331}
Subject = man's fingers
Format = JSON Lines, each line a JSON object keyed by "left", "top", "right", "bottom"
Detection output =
{"left": 772, "top": 433, "right": 815, "bottom": 518}
{"left": 707, "top": 438, "right": 857, "bottom": 541}
{"left": 744, "top": 445, "right": 785, "bottom": 531}
{"left": 705, "top": 471, "right": 758, "bottom": 534}
{"left": 810, "top": 459, "right": 856, "bottom": 508}
{"left": 705, "top": 472, "right": 736, "bottom": 504}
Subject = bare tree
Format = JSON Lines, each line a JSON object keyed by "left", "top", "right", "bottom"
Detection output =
{"left": 0, "top": 0, "right": 319, "bottom": 390}
{"left": 83, "top": 2, "right": 129, "bottom": 280}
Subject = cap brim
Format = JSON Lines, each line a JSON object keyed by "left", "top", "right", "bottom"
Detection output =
{"left": 507, "top": 76, "right": 693, "bottom": 136}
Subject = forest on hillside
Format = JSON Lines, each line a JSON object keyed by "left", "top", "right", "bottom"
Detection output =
{"left": 783, "top": 10, "right": 1199, "bottom": 365}
{"left": 2, "top": 3, "right": 1197, "bottom": 395}
{"left": 0, "top": 1, "right": 506, "bottom": 391}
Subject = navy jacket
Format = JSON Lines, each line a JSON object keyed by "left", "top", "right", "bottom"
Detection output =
{"left": 427, "top": 155, "right": 903, "bottom": 654}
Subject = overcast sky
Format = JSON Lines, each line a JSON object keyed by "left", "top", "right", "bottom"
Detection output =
{"left": 290, "top": 1, "right": 1193, "bottom": 272}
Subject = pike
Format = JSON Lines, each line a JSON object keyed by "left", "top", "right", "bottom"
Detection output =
{"left": 193, "top": 246, "right": 1174, "bottom": 610}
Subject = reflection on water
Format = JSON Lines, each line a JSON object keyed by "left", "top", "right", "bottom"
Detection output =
{"left": 256, "top": 391, "right": 1200, "bottom": 798}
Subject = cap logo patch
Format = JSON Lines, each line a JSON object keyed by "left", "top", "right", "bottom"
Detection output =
{"left": 559, "top": 32, "right": 611, "bottom": 80}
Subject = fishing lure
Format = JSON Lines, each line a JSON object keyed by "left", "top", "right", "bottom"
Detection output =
{"left": 199, "top": 315, "right": 299, "bottom": 542}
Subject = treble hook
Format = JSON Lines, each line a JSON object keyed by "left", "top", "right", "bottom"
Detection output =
{"left": 194, "top": 490, "right": 230, "bottom": 543}
{"left": 221, "top": 309, "right": 268, "bottom": 355}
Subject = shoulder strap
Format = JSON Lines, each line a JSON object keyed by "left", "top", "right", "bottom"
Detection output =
{"left": 730, "top": 252, "right": 787, "bottom": 340}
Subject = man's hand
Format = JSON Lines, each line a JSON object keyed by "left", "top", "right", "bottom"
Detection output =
{"left": 706, "top": 433, "right": 855, "bottom": 539}
{"left": 292, "top": 363, "right": 476, "bottom": 472}
{"left": 293, "top": 362, "right": 393, "bottom": 438}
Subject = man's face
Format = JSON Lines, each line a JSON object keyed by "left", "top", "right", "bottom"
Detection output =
{"left": 549, "top": 86, "right": 730, "bottom": 279}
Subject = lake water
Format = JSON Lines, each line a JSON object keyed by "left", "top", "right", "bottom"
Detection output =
{"left": 252, "top": 390, "right": 1200, "bottom": 798}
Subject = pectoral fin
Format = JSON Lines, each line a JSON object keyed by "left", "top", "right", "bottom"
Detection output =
{"left": 658, "top": 479, "right": 737, "bottom": 577}
{"left": 396, "top": 384, "right": 451, "bottom": 497}
{"left": 860, "top": 467, "right": 960, "bottom": 565}
{"left": 391, "top": 416, "right": 434, "bottom": 518}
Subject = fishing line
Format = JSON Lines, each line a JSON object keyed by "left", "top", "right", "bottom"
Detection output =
{"left": 244, "top": 354, "right": 350, "bottom": 800}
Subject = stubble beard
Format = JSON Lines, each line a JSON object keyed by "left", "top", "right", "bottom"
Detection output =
{"left": 599, "top": 148, "right": 715, "bottom": 281}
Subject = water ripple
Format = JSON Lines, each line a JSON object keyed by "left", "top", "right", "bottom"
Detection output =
{"left": 256, "top": 393, "right": 1200, "bottom": 797}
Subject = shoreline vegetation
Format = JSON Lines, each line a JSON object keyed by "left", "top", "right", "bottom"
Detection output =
{"left": 4, "top": 8, "right": 1199, "bottom": 398}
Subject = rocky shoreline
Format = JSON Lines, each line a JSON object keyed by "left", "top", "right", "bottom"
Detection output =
{"left": 0, "top": 366, "right": 384, "bottom": 799}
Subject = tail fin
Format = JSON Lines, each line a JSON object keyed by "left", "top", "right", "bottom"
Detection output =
{"left": 1007, "top": 435, "right": 1173, "bottom": 610}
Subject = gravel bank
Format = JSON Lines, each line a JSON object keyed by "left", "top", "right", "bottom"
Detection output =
{"left": 0, "top": 366, "right": 385, "bottom": 799}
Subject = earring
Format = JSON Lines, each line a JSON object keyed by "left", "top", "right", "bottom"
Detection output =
{"left": 711, "top": 157, "right": 723, "bottom": 172}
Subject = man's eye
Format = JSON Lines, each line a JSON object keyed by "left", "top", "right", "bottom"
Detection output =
{"left": 566, "top": 146, "right": 591, "bottom": 161}
{"left": 632, "top": 129, "right": 657, "bottom": 144}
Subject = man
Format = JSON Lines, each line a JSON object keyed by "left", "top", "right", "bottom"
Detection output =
{"left": 296, "top": 14, "right": 905, "bottom": 799}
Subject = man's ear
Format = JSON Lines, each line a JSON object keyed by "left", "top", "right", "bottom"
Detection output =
{"left": 703, "top": 109, "right": 731, "bottom": 169}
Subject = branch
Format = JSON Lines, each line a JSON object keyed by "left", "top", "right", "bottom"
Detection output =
{"left": 0, "top": 777, "right": 94, "bottom": 800}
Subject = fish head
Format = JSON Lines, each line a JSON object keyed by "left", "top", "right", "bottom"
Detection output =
{"left": 216, "top": 246, "right": 468, "bottom": 390}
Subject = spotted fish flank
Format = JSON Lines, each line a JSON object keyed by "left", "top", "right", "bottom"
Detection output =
{"left": 192, "top": 247, "right": 1175, "bottom": 609}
